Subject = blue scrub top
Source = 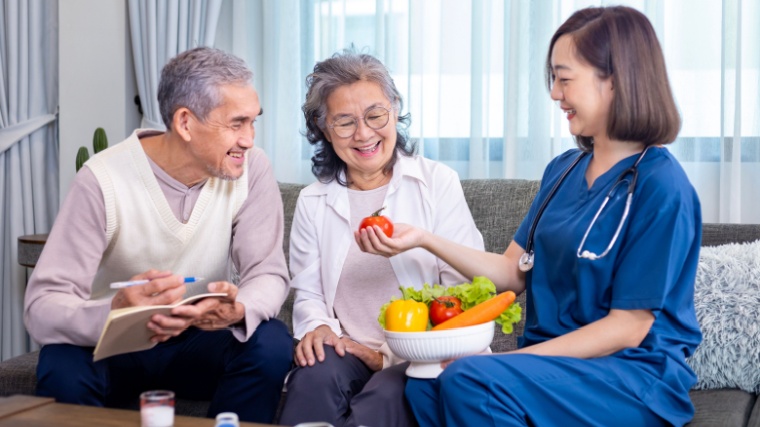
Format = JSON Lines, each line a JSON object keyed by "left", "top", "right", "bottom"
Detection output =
{"left": 514, "top": 147, "right": 702, "bottom": 371}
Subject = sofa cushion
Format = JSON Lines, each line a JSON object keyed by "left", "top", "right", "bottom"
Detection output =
{"left": 0, "top": 351, "right": 38, "bottom": 397}
{"left": 688, "top": 389, "right": 756, "bottom": 426}
{"left": 461, "top": 179, "right": 540, "bottom": 255}
{"left": 702, "top": 224, "right": 760, "bottom": 247}
{"left": 489, "top": 292, "right": 526, "bottom": 353}
{"left": 749, "top": 397, "right": 760, "bottom": 427}
{"left": 279, "top": 182, "right": 305, "bottom": 265}
{"left": 688, "top": 239, "right": 760, "bottom": 393}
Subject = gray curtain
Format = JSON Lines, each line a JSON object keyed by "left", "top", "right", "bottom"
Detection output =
{"left": 128, "top": 0, "right": 223, "bottom": 130}
{"left": 0, "top": 0, "right": 59, "bottom": 360}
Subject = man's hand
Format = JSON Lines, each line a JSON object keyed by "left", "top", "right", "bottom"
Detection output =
{"left": 172, "top": 281, "right": 245, "bottom": 332}
{"left": 294, "top": 325, "right": 344, "bottom": 367}
{"left": 110, "top": 269, "right": 189, "bottom": 343}
{"left": 110, "top": 270, "right": 187, "bottom": 309}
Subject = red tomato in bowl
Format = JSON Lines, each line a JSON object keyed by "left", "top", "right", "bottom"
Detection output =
{"left": 359, "top": 207, "right": 394, "bottom": 238}
{"left": 429, "top": 296, "right": 464, "bottom": 325}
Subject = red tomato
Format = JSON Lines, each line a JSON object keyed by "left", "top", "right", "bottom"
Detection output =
{"left": 359, "top": 207, "right": 394, "bottom": 238}
{"left": 429, "top": 296, "right": 464, "bottom": 325}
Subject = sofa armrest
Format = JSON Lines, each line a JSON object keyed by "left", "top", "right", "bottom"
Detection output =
{"left": 0, "top": 351, "right": 39, "bottom": 397}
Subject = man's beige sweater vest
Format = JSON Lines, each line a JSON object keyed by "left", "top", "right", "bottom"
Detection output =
{"left": 85, "top": 132, "right": 248, "bottom": 299}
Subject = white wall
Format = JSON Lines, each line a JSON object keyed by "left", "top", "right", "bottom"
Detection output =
{"left": 59, "top": 0, "right": 141, "bottom": 201}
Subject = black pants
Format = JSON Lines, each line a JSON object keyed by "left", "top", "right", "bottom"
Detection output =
{"left": 36, "top": 320, "right": 293, "bottom": 424}
{"left": 278, "top": 347, "right": 419, "bottom": 427}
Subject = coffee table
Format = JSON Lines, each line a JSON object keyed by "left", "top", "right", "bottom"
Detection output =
{"left": 0, "top": 395, "right": 281, "bottom": 426}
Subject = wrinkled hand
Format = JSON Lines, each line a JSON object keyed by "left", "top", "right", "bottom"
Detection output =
{"left": 342, "top": 337, "right": 383, "bottom": 372}
{"left": 174, "top": 281, "right": 245, "bottom": 332}
{"left": 354, "top": 223, "right": 423, "bottom": 257}
{"left": 295, "top": 325, "right": 344, "bottom": 367}
{"left": 110, "top": 269, "right": 189, "bottom": 343}
{"left": 111, "top": 270, "right": 187, "bottom": 309}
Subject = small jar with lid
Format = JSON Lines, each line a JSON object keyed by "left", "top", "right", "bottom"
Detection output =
{"left": 215, "top": 412, "right": 239, "bottom": 427}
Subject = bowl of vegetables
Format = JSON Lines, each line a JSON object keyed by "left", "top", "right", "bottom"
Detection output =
{"left": 380, "top": 276, "right": 522, "bottom": 379}
{"left": 385, "top": 321, "right": 495, "bottom": 378}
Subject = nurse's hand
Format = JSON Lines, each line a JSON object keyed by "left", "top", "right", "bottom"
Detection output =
{"left": 355, "top": 223, "right": 425, "bottom": 257}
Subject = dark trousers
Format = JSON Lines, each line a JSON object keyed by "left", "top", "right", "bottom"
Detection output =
{"left": 278, "top": 347, "right": 418, "bottom": 427}
{"left": 36, "top": 320, "right": 293, "bottom": 424}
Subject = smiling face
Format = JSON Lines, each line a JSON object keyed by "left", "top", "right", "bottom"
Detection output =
{"left": 185, "top": 83, "right": 261, "bottom": 181}
{"left": 550, "top": 35, "right": 614, "bottom": 143}
{"left": 323, "top": 80, "right": 397, "bottom": 188}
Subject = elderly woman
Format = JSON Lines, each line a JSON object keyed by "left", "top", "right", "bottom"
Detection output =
{"left": 277, "top": 49, "right": 484, "bottom": 427}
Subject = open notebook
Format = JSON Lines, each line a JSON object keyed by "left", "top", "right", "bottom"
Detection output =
{"left": 93, "top": 292, "right": 227, "bottom": 362}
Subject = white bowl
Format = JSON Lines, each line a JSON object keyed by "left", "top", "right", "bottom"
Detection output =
{"left": 384, "top": 321, "right": 494, "bottom": 378}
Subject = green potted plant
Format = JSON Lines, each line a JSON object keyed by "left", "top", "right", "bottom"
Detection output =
{"left": 75, "top": 127, "right": 109, "bottom": 172}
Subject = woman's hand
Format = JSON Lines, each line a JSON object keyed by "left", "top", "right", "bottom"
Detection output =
{"left": 342, "top": 337, "right": 383, "bottom": 372}
{"left": 355, "top": 223, "right": 425, "bottom": 257}
{"left": 295, "top": 325, "right": 345, "bottom": 367}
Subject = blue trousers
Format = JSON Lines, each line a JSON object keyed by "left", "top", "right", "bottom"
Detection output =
{"left": 406, "top": 354, "right": 685, "bottom": 427}
{"left": 278, "top": 347, "right": 418, "bottom": 427}
{"left": 36, "top": 320, "right": 293, "bottom": 423}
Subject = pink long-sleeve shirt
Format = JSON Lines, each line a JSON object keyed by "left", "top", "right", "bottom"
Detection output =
{"left": 24, "top": 131, "right": 290, "bottom": 346}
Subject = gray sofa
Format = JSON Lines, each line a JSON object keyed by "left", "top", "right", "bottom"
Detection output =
{"left": 3, "top": 179, "right": 760, "bottom": 425}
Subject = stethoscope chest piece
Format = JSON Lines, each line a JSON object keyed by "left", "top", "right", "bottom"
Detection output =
{"left": 518, "top": 251, "right": 534, "bottom": 272}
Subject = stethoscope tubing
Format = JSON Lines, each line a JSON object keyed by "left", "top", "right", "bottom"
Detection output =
{"left": 520, "top": 146, "right": 652, "bottom": 272}
{"left": 519, "top": 150, "right": 588, "bottom": 272}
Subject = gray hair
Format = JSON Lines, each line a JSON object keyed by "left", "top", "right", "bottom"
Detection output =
{"left": 303, "top": 47, "right": 414, "bottom": 185}
{"left": 158, "top": 47, "right": 253, "bottom": 128}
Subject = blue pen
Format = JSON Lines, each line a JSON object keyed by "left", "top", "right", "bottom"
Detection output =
{"left": 109, "top": 276, "right": 205, "bottom": 289}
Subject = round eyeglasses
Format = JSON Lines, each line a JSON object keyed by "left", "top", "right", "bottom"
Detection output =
{"left": 327, "top": 104, "right": 392, "bottom": 138}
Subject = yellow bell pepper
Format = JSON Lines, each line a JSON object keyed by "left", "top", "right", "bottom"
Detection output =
{"left": 385, "top": 299, "right": 429, "bottom": 332}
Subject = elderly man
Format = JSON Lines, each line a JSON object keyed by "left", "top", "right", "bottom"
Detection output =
{"left": 24, "top": 47, "right": 292, "bottom": 423}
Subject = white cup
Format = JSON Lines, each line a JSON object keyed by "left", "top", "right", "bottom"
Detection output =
{"left": 140, "top": 390, "right": 175, "bottom": 427}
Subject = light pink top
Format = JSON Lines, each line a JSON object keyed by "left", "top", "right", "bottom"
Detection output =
{"left": 24, "top": 130, "right": 290, "bottom": 346}
{"left": 333, "top": 185, "right": 399, "bottom": 350}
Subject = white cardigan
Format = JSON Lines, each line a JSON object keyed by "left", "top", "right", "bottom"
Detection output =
{"left": 289, "top": 155, "right": 484, "bottom": 365}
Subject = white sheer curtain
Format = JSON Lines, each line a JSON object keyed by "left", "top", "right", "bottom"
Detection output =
{"left": 215, "top": 0, "right": 313, "bottom": 184}
{"left": 128, "top": 0, "right": 224, "bottom": 130}
{"left": 0, "top": 0, "right": 59, "bottom": 360}
{"left": 221, "top": 0, "right": 760, "bottom": 224}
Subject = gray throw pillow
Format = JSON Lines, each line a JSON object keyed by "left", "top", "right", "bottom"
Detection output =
{"left": 687, "top": 239, "right": 760, "bottom": 393}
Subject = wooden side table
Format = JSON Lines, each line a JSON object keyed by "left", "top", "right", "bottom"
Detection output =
{"left": 17, "top": 234, "right": 48, "bottom": 268}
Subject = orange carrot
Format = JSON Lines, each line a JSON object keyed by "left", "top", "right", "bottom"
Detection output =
{"left": 431, "top": 291, "right": 516, "bottom": 331}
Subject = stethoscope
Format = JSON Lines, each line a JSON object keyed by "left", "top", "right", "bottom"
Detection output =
{"left": 518, "top": 146, "right": 652, "bottom": 272}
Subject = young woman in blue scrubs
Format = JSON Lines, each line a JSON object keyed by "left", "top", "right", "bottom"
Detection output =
{"left": 355, "top": 5, "right": 702, "bottom": 426}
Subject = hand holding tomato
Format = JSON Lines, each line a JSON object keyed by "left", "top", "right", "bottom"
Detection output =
{"left": 359, "top": 206, "right": 394, "bottom": 238}
{"left": 429, "top": 296, "right": 464, "bottom": 325}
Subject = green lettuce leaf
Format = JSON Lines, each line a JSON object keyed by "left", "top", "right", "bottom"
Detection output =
{"left": 377, "top": 276, "right": 522, "bottom": 334}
